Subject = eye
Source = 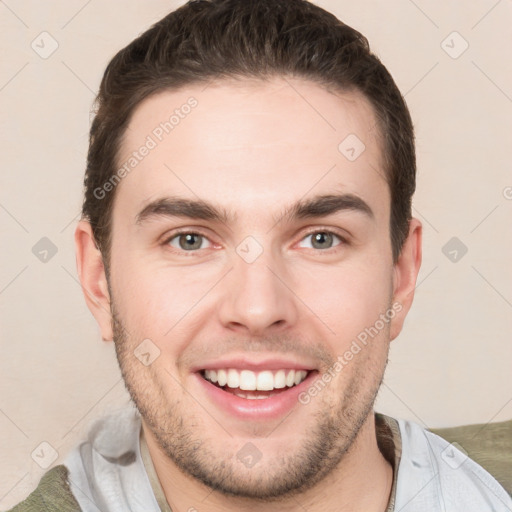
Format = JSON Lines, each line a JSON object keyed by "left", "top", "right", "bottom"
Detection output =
{"left": 298, "top": 231, "right": 343, "bottom": 250}
{"left": 167, "top": 232, "right": 212, "bottom": 251}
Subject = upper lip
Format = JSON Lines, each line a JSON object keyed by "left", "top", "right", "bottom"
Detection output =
{"left": 191, "top": 356, "right": 316, "bottom": 373}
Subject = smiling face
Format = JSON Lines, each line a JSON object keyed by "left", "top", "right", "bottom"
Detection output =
{"left": 76, "top": 77, "right": 421, "bottom": 500}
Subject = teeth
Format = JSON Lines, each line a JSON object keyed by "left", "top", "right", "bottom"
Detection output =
{"left": 274, "top": 369, "right": 286, "bottom": 389}
{"left": 203, "top": 368, "right": 308, "bottom": 391}
{"left": 227, "top": 369, "right": 239, "bottom": 388}
{"left": 234, "top": 392, "right": 270, "bottom": 400}
{"left": 239, "top": 370, "right": 256, "bottom": 390}
{"left": 205, "top": 369, "right": 217, "bottom": 383}
{"left": 256, "top": 371, "right": 274, "bottom": 391}
{"left": 217, "top": 369, "right": 227, "bottom": 387}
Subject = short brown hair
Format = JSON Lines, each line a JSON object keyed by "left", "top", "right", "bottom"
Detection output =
{"left": 82, "top": 0, "right": 415, "bottom": 267}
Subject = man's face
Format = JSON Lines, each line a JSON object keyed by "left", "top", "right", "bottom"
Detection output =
{"left": 107, "top": 78, "right": 398, "bottom": 498}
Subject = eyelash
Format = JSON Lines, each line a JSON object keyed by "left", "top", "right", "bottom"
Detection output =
{"left": 161, "top": 228, "right": 349, "bottom": 255}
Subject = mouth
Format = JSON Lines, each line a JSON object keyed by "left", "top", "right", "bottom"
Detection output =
{"left": 200, "top": 368, "right": 311, "bottom": 400}
{"left": 194, "top": 364, "right": 318, "bottom": 420}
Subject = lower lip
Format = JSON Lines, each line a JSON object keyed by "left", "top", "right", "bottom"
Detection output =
{"left": 194, "top": 371, "right": 318, "bottom": 421}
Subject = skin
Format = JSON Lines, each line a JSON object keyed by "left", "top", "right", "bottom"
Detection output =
{"left": 75, "top": 77, "right": 422, "bottom": 512}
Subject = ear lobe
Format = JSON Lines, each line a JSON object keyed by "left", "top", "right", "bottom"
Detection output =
{"left": 74, "top": 220, "right": 113, "bottom": 342}
{"left": 390, "top": 218, "right": 422, "bottom": 341}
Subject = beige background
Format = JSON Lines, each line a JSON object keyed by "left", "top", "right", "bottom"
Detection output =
{"left": 1, "top": 0, "right": 511, "bottom": 507}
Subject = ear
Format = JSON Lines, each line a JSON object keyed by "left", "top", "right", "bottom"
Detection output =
{"left": 74, "top": 220, "right": 113, "bottom": 342}
{"left": 389, "top": 218, "right": 422, "bottom": 341}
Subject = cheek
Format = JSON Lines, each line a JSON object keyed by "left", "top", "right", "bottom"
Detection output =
{"left": 110, "top": 257, "right": 219, "bottom": 345}
{"left": 295, "top": 259, "right": 392, "bottom": 341}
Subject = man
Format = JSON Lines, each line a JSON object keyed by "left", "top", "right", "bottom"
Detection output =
{"left": 10, "top": 0, "right": 512, "bottom": 510}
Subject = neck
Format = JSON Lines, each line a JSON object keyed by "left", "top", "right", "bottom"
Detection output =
{"left": 143, "top": 411, "right": 393, "bottom": 512}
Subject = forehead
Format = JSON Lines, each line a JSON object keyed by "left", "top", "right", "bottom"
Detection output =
{"left": 114, "top": 78, "right": 387, "bottom": 223}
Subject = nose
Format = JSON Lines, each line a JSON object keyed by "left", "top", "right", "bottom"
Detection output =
{"left": 217, "top": 247, "right": 299, "bottom": 336}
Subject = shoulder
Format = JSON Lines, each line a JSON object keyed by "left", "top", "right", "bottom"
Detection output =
{"left": 8, "top": 407, "right": 143, "bottom": 512}
{"left": 430, "top": 418, "right": 512, "bottom": 497}
{"left": 7, "top": 465, "right": 81, "bottom": 512}
{"left": 395, "top": 417, "right": 512, "bottom": 512}
{"left": 63, "top": 407, "right": 160, "bottom": 511}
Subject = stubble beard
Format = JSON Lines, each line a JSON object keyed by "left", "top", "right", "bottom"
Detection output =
{"left": 110, "top": 303, "right": 388, "bottom": 501}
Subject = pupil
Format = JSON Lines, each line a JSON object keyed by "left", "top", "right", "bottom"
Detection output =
{"left": 179, "top": 233, "right": 201, "bottom": 250}
{"left": 313, "top": 232, "right": 332, "bottom": 249}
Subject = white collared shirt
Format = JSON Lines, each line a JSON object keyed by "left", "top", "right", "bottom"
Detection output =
{"left": 64, "top": 407, "right": 512, "bottom": 511}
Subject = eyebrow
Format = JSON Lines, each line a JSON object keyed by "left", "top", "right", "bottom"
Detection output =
{"left": 281, "top": 193, "right": 374, "bottom": 222}
{"left": 135, "top": 193, "right": 374, "bottom": 226}
{"left": 136, "top": 197, "right": 233, "bottom": 225}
